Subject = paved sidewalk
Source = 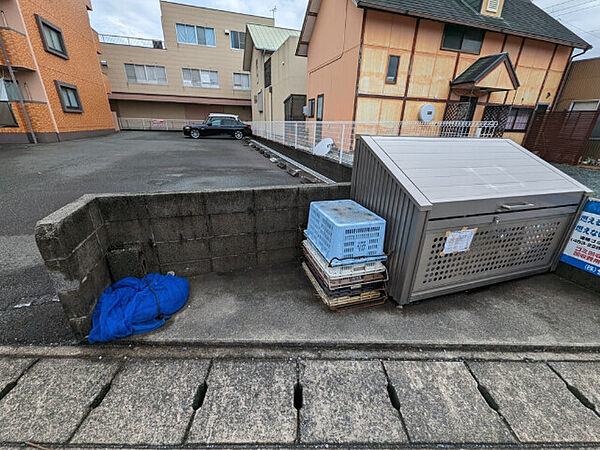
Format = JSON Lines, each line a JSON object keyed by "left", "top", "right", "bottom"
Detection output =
{"left": 1, "top": 346, "right": 600, "bottom": 448}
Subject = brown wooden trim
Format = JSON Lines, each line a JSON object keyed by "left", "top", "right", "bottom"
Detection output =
{"left": 535, "top": 44, "right": 558, "bottom": 106}
{"left": 505, "top": 37, "right": 525, "bottom": 104}
{"left": 446, "top": 52, "right": 461, "bottom": 103}
{"left": 354, "top": 2, "right": 590, "bottom": 50}
{"left": 501, "top": 33, "right": 508, "bottom": 52}
{"left": 552, "top": 47, "right": 574, "bottom": 112}
{"left": 351, "top": 8, "right": 368, "bottom": 122}
{"left": 399, "top": 18, "right": 420, "bottom": 123}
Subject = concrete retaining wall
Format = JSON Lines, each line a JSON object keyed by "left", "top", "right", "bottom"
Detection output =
{"left": 35, "top": 184, "right": 351, "bottom": 339}
{"left": 253, "top": 137, "right": 353, "bottom": 183}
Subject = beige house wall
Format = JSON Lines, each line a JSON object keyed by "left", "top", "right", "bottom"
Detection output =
{"left": 555, "top": 57, "right": 600, "bottom": 111}
{"left": 305, "top": 0, "right": 363, "bottom": 122}
{"left": 100, "top": 1, "right": 272, "bottom": 119}
{"left": 304, "top": 2, "right": 575, "bottom": 146}
{"left": 250, "top": 36, "right": 307, "bottom": 121}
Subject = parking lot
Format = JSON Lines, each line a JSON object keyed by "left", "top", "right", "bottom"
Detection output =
{"left": 0, "top": 131, "right": 300, "bottom": 344}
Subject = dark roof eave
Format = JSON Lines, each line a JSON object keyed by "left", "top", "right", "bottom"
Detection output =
{"left": 356, "top": 0, "right": 592, "bottom": 50}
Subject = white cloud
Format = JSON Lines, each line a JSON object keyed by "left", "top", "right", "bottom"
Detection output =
{"left": 89, "top": 0, "right": 598, "bottom": 58}
{"left": 89, "top": 0, "right": 308, "bottom": 38}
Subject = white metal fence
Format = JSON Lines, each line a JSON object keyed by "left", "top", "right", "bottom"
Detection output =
{"left": 118, "top": 117, "right": 191, "bottom": 131}
{"left": 250, "top": 121, "right": 498, "bottom": 165}
{"left": 117, "top": 118, "right": 499, "bottom": 166}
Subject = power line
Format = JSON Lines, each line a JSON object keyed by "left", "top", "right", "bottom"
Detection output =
{"left": 551, "top": 0, "right": 599, "bottom": 14}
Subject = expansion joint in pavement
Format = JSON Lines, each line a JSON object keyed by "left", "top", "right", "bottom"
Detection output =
{"left": 380, "top": 360, "right": 411, "bottom": 442}
{"left": 182, "top": 359, "right": 212, "bottom": 444}
{"left": 462, "top": 360, "right": 520, "bottom": 442}
{"left": 546, "top": 362, "right": 600, "bottom": 417}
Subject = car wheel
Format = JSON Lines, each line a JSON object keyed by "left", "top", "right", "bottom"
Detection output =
{"left": 190, "top": 129, "right": 201, "bottom": 139}
{"left": 234, "top": 130, "right": 244, "bottom": 140}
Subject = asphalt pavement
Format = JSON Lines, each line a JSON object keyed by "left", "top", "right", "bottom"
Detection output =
{"left": 0, "top": 131, "right": 300, "bottom": 344}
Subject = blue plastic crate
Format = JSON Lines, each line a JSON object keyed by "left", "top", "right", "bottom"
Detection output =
{"left": 305, "top": 200, "right": 386, "bottom": 266}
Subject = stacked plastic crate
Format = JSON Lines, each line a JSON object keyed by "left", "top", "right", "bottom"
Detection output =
{"left": 302, "top": 200, "right": 388, "bottom": 311}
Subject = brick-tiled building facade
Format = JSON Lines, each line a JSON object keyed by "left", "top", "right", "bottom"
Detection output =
{"left": 0, "top": 0, "right": 115, "bottom": 143}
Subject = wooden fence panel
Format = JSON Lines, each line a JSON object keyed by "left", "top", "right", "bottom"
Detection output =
{"left": 523, "top": 110, "right": 600, "bottom": 165}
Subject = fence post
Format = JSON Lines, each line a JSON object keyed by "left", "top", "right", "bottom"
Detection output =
{"left": 312, "top": 121, "right": 317, "bottom": 153}
{"left": 339, "top": 124, "right": 345, "bottom": 164}
{"left": 294, "top": 122, "right": 298, "bottom": 149}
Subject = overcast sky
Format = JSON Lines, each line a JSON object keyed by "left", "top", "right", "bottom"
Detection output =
{"left": 89, "top": 0, "right": 600, "bottom": 58}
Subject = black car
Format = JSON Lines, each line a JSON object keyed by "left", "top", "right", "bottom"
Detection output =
{"left": 183, "top": 117, "right": 252, "bottom": 140}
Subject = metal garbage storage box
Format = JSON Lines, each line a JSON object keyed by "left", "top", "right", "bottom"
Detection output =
{"left": 351, "top": 136, "right": 592, "bottom": 306}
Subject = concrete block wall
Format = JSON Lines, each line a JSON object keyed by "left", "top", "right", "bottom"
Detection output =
{"left": 35, "top": 184, "right": 351, "bottom": 339}
{"left": 35, "top": 195, "right": 111, "bottom": 339}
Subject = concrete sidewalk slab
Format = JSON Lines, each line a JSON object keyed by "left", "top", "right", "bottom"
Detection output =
{"left": 0, "top": 358, "right": 118, "bottom": 443}
{"left": 299, "top": 360, "right": 406, "bottom": 444}
{"left": 72, "top": 359, "right": 209, "bottom": 446}
{"left": 549, "top": 362, "right": 600, "bottom": 410}
{"left": 132, "top": 262, "right": 600, "bottom": 349}
{"left": 384, "top": 361, "right": 514, "bottom": 443}
{"left": 0, "top": 358, "right": 33, "bottom": 394}
{"left": 469, "top": 362, "right": 600, "bottom": 443}
{"left": 188, "top": 360, "right": 297, "bottom": 444}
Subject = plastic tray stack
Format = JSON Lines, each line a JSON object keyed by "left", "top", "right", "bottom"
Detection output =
{"left": 302, "top": 200, "right": 388, "bottom": 311}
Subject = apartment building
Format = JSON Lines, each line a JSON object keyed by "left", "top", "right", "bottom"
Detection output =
{"left": 100, "top": 1, "right": 273, "bottom": 122}
{"left": 243, "top": 23, "right": 306, "bottom": 121}
{"left": 0, "top": 0, "right": 115, "bottom": 144}
{"left": 297, "top": 0, "right": 590, "bottom": 144}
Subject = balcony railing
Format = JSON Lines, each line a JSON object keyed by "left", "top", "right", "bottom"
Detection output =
{"left": 98, "top": 34, "right": 165, "bottom": 49}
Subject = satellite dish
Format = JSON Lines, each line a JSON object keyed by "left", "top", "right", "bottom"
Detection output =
{"left": 313, "top": 138, "right": 334, "bottom": 156}
{"left": 419, "top": 104, "right": 435, "bottom": 123}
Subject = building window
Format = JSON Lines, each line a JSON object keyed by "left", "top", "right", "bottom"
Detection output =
{"left": 35, "top": 15, "right": 68, "bottom": 59}
{"left": 505, "top": 107, "right": 533, "bottom": 132}
{"left": 306, "top": 98, "right": 315, "bottom": 118}
{"left": 233, "top": 73, "right": 250, "bottom": 90}
{"left": 230, "top": 31, "right": 246, "bottom": 50}
{"left": 264, "top": 58, "right": 272, "bottom": 88}
{"left": 441, "top": 24, "right": 484, "bottom": 54}
{"left": 124, "top": 64, "right": 167, "bottom": 85}
{"left": 570, "top": 100, "right": 600, "bottom": 111}
{"left": 54, "top": 81, "right": 83, "bottom": 113}
{"left": 182, "top": 68, "right": 219, "bottom": 88}
{"left": 0, "top": 102, "right": 18, "bottom": 127}
{"left": 316, "top": 94, "right": 324, "bottom": 121}
{"left": 386, "top": 55, "right": 400, "bottom": 84}
{"left": 176, "top": 23, "right": 216, "bottom": 46}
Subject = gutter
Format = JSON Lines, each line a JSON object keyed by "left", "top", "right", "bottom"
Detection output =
{"left": 0, "top": 30, "right": 37, "bottom": 143}
{"left": 553, "top": 47, "right": 589, "bottom": 112}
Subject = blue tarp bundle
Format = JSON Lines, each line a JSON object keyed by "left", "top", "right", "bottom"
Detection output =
{"left": 88, "top": 273, "right": 189, "bottom": 344}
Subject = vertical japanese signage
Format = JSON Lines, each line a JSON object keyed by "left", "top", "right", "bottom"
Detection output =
{"left": 561, "top": 199, "right": 600, "bottom": 276}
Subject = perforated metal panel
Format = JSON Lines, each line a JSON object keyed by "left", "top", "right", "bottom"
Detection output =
{"left": 352, "top": 136, "right": 592, "bottom": 305}
{"left": 412, "top": 213, "right": 573, "bottom": 295}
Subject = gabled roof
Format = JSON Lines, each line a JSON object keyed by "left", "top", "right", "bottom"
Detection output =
{"left": 243, "top": 23, "right": 300, "bottom": 71}
{"left": 451, "top": 52, "right": 520, "bottom": 91}
{"left": 297, "top": 0, "right": 590, "bottom": 57}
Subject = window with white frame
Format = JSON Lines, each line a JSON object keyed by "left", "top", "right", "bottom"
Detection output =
{"left": 182, "top": 68, "right": 219, "bottom": 88}
{"left": 570, "top": 100, "right": 600, "bottom": 111}
{"left": 176, "top": 23, "right": 216, "bottom": 46}
{"left": 233, "top": 73, "right": 250, "bottom": 90}
{"left": 230, "top": 31, "right": 246, "bottom": 50}
{"left": 124, "top": 64, "right": 167, "bottom": 85}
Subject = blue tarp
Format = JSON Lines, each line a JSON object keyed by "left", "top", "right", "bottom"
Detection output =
{"left": 88, "top": 273, "right": 189, "bottom": 344}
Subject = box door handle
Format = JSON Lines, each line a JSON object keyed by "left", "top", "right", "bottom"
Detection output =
{"left": 500, "top": 203, "right": 535, "bottom": 211}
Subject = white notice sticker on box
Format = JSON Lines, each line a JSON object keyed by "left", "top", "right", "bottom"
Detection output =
{"left": 443, "top": 228, "right": 477, "bottom": 255}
